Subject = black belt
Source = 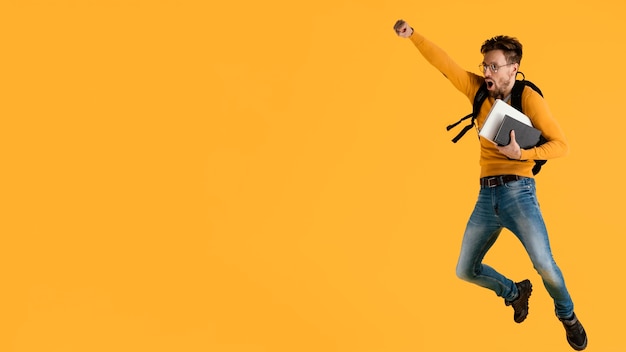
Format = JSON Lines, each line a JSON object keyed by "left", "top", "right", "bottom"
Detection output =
{"left": 480, "top": 175, "right": 525, "bottom": 188}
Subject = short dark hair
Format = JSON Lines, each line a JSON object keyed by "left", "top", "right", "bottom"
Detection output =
{"left": 480, "top": 35, "right": 523, "bottom": 65}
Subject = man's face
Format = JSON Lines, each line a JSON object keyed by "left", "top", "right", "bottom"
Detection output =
{"left": 481, "top": 50, "right": 517, "bottom": 99}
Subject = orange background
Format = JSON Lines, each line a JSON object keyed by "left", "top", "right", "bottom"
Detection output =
{"left": 2, "top": 1, "right": 624, "bottom": 351}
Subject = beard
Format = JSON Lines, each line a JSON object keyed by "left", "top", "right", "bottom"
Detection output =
{"left": 488, "top": 78, "right": 512, "bottom": 100}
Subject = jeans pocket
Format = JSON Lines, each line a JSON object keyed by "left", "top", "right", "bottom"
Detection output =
{"left": 504, "top": 178, "right": 532, "bottom": 190}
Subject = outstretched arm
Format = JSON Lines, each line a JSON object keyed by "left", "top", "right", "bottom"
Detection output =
{"left": 392, "top": 19, "right": 481, "bottom": 100}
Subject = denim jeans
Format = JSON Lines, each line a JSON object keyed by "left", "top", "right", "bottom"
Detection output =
{"left": 455, "top": 177, "right": 574, "bottom": 319}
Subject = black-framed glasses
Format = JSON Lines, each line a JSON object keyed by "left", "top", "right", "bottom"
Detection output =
{"left": 478, "top": 63, "right": 514, "bottom": 73}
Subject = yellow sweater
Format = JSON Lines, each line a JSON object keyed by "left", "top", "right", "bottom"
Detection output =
{"left": 409, "top": 32, "right": 569, "bottom": 178}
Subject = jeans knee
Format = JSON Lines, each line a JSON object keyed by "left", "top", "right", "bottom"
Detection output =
{"left": 456, "top": 262, "right": 475, "bottom": 282}
{"left": 534, "top": 261, "right": 561, "bottom": 283}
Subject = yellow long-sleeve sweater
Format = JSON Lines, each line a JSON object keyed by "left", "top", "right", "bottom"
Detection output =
{"left": 409, "top": 32, "right": 569, "bottom": 178}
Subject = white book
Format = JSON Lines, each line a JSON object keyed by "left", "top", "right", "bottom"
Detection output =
{"left": 478, "top": 99, "right": 533, "bottom": 143}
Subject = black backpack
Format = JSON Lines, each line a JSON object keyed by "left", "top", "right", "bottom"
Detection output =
{"left": 446, "top": 74, "right": 548, "bottom": 175}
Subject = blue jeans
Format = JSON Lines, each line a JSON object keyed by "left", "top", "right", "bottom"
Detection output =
{"left": 455, "top": 177, "right": 574, "bottom": 319}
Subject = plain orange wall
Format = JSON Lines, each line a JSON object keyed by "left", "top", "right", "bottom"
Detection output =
{"left": 2, "top": 0, "right": 625, "bottom": 351}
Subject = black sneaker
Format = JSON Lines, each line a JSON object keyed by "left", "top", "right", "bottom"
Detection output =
{"left": 504, "top": 279, "right": 532, "bottom": 323}
{"left": 560, "top": 313, "right": 588, "bottom": 350}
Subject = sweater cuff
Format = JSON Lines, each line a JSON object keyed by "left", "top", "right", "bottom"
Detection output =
{"left": 519, "top": 149, "right": 532, "bottom": 161}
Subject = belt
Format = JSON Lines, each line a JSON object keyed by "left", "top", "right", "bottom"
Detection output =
{"left": 480, "top": 175, "right": 525, "bottom": 188}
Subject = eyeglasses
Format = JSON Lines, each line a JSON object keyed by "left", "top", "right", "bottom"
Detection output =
{"left": 478, "top": 63, "right": 514, "bottom": 73}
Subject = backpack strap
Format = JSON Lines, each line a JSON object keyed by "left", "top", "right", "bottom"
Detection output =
{"left": 446, "top": 82, "right": 489, "bottom": 143}
{"left": 510, "top": 80, "right": 525, "bottom": 111}
{"left": 510, "top": 75, "right": 548, "bottom": 175}
{"left": 510, "top": 76, "right": 543, "bottom": 111}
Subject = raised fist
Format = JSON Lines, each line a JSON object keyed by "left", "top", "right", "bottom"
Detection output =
{"left": 393, "top": 19, "right": 413, "bottom": 38}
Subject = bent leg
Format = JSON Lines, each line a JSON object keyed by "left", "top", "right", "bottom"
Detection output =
{"left": 456, "top": 190, "right": 518, "bottom": 301}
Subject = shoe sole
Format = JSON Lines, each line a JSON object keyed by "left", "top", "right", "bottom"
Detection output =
{"left": 567, "top": 338, "right": 587, "bottom": 351}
